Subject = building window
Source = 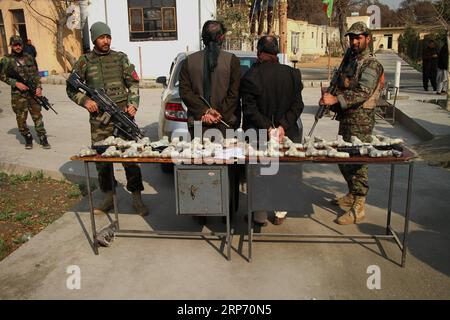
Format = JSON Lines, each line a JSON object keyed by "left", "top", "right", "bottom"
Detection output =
{"left": 291, "top": 32, "right": 299, "bottom": 54}
{"left": 128, "top": 0, "right": 177, "bottom": 41}
{"left": 10, "top": 9, "right": 28, "bottom": 42}
{"left": 312, "top": 32, "right": 314, "bottom": 39}
{"left": 302, "top": 32, "right": 305, "bottom": 39}
{"left": 0, "top": 10, "right": 7, "bottom": 56}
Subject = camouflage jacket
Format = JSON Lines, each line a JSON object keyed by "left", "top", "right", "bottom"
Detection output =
{"left": 0, "top": 52, "right": 41, "bottom": 94}
{"left": 66, "top": 49, "right": 140, "bottom": 109}
{"left": 335, "top": 47, "right": 384, "bottom": 111}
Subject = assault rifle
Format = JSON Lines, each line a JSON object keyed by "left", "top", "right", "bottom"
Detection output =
{"left": 336, "top": 144, "right": 403, "bottom": 157}
{"left": 6, "top": 67, "right": 57, "bottom": 114}
{"left": 67, "top": 72, "right": 144, "bottom": 141}
{"left": 307, "top": 48, "right": 353, "bottom": 138}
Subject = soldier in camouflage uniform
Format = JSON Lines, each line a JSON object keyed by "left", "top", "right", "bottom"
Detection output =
{"left": 0, "top": 36, "right": 50, "bottom": 149}
{"left": 66, "top": 22, "right": 148, "bottom": 216}
{"left": 320, "top": 22, "right": 384, "bottom": 225}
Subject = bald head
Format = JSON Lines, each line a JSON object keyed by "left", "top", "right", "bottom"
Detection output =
{"left": 257, "top": 36, "right": 279, "bottom": 55}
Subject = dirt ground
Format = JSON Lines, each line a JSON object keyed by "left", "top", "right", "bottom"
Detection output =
{"left": 0, "top": 172, "right": 82, "bottom": 261}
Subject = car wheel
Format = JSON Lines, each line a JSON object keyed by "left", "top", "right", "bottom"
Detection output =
{"left": 160, "top": 163, "right": 174, "bottom": 173}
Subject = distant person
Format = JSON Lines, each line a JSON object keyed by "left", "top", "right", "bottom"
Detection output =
{"left": 422, "top": 40, "right": 439, "bottom": 91}
{"left": 0, "top": 36, "right": 50, "bottom": 149}
{"left": 23, "top": 39, "right": 37, "bottom": 59}
{"left": 436, "top": 42, "right": 448, "bottom": 95}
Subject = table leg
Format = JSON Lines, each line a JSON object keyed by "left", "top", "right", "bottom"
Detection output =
{"left": 110, "top": 163, "right": 119, "bottom": 230}
{"left": 386, "top": 164, "right": 395, "bottom": 235}
{"left": 85, "top": 162, "right": 98, "bottom": 255}
{"left": 401, "top": 162, "right": 414, "bottom": 267}
{"left": 226, "top": 211, "right": 231, "bottom": 261}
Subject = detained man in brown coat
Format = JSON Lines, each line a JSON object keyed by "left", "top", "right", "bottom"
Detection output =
{"left": 179, "top": 20, "right": 241, "bottom": 139}
{"left": 179, "top": 20, "right": 241, "bottom": 224}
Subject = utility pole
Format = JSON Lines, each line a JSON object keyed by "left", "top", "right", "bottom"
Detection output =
{"left": 279, "top": 0, "right": 288, "bottom": 54}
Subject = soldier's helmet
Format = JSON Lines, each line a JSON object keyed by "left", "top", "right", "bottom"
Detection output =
{"left": 90, "top": 21, "right": 111, "bottom": 43}
{"left": 345, "top": 22, "right": 371, "bottom": 36}
{"left": 9, "top": 35, "right": 23, "bottom": 46}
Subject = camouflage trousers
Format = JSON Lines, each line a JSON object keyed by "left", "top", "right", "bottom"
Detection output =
{"left": 338, "top": 108, "right": 375, "bottom": 197}
{"left": 11, "top": 93, "right": 46, "bottom": 137}
{"left": 90, "top": 101, "right": 144, "bottom": 193}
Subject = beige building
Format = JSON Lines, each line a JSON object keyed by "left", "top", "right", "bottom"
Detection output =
{"left": 346, "top": 15, "right": 432, "bottom": 53}
{"left": 273, "top": 19, "right": 339, "bottom": 62}
{"left": 0, "top": 0, "right": 82, "bottom": 74}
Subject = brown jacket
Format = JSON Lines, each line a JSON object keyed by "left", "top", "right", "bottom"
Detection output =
{"left": 179, "top": 50, "right": 241, "bottom": 134}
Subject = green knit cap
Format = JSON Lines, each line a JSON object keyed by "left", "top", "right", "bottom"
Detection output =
{"left": 9, "top": 35, "right": 23, "bottom": 46}
{"left": 90, "top": 21, "right": 111, "bottom": 43}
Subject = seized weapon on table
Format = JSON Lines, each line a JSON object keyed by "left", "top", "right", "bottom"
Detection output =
{"left": 67, "top": 72, "right": 144, "bottom": 141}
{"left": 307, "top": 48, "right": 353, "bottom": 138}
{"left": 6, "top": 67, "right": 58, "bottom": 114}
{"left": 337, "top": 144, "right": 403, "bottom": 157}
{"left": 199, "top": 96, "right": 231, "bottom": 128}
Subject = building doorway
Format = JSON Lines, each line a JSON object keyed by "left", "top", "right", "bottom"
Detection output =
{"left": 384, "top": 34, "right": 393, "bottom": 49}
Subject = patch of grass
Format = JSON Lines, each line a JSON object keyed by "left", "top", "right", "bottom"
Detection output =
{"left": 12, "top": 237, "right": 27, "bottom": 245}
{"left": 38, "top": 208, "right": 48, "bottom": 217}
{"left": 21, "top": 218, "right": 34, "bottom": 226}
{"left": 0, "top": 207, "right": 13, "bottom": 221}
{"left": 8, "top": 171, "right": 46, "bottom": 185}
{"left": 33, "top": 170, "right": 45, "bottom": 182}
{"left": 0, "top": 172, "right": 8, "bottom": 183}
{"left": 67, "top": 185, "right": 82, "bottom": 199}
{"left": 15, "top": 211, "right": 32, "bottom": 222}
{"left": 0, "top": 238, "right": 8, "bottom": 258}
{"left": 77, "top": 182, "right": 97, "bottom": 196}
{"left": 9, "top": 172, "right": 33, "bottom": 184}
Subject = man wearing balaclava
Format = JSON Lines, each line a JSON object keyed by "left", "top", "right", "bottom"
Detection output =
{"left": 179, "top": 20, "right": 241, "bottom": 138}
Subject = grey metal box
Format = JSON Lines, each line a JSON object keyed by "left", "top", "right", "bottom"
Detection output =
{"left": 174, "top": 165, "right": 229, "bottom": 216}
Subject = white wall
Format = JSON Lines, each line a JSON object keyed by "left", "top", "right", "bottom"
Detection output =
{"left": 87, "top": 0, "right": 216, "bottom": 78}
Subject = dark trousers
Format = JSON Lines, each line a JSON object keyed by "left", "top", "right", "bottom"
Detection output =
{"left": 96, "top": 162, "right": 144, "bottom": 193}
{"left": 423, "top": 66, "right": 437, "bottom": 91}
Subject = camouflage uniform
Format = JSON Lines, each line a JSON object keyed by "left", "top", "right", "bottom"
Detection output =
{"left": 66, "top": 49, "right": 143, "bottom": 193}
{"left": 0, "top": 52, "right": 46, "bottom": 137}
{"left": 334, "top": 24, "right": 384, "bottom": 197}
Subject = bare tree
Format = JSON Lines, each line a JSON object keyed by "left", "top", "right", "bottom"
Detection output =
{"left": 22, "top": 0, "right": 79, "bottom": 69}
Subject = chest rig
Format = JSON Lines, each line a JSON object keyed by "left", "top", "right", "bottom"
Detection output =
{"left": 84, "top": 51, "right": 128, "bottom": 103}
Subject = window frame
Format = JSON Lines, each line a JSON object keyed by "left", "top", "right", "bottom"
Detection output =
{"left": 127, "top": 0, "right": 178, "bottom": 41}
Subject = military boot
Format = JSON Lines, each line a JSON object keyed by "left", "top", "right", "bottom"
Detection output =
{"left": 24, "top": 133, "right": 33, "bottom": 149}
{"left": 132, "top": 191, "right": 149, "bottom": 216}
{"left": 331, "top": 193, "right": 355, "bottom": 209}
{"left": 94, "top": 191, "right": 114, "bottom": 215}
{"left": 336, "top": 196, "right": 366, "bottom": 225}
{"left": 39, "top": 135, "right": 51, "bottom": 149}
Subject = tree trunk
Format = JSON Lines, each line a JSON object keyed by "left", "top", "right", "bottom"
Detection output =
{"left": 336, "top": 1, "right": 349, "bottom": 52}
{"left": 56, "top": 18, "right": 77, "bottom": 68}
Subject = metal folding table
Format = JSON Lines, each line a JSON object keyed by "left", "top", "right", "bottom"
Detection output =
{"left": 245, "top": 149, "right": 415, "bottom": 267}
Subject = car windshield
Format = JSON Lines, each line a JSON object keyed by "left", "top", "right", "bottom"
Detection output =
{"left": 172, "top": 55, "right": 257, "bottom": 88}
